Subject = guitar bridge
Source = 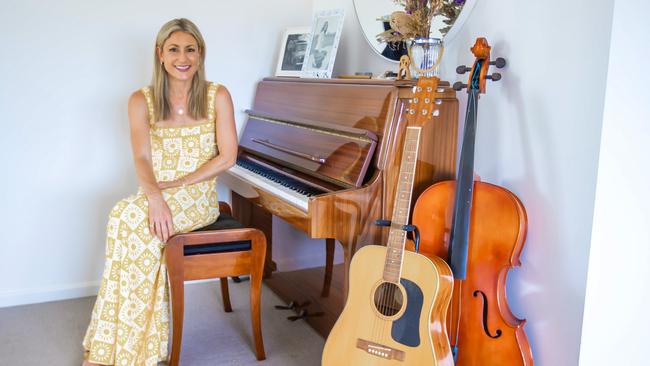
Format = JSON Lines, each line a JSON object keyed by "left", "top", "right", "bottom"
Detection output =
{"left": 356, "top": 338, "right": 405, "bottom": 361}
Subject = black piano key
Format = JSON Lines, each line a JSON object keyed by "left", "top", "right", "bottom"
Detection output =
{"left": 236, "top": 158, "right": 323, "bottom": 197}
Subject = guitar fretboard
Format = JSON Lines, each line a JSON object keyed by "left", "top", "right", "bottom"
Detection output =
{"left": 383, "top": 126, "right": 422, "bottom": 283}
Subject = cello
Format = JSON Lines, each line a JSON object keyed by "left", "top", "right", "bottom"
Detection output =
{"left": 412, "top": 38, "right": 534, "bottom": 365}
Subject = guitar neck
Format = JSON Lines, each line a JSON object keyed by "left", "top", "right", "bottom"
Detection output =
{"left": 383, "top": 126, "right": 422, "bottom": 283}
{"left": 448, "top": 88, "right": 480, "bottom": 279}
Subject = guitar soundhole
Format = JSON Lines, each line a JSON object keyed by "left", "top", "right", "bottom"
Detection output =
{"left": 373, "top": 282, "right": 404, "bottom": 317}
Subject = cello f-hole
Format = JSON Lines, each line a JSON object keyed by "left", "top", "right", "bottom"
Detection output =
{"left": 473, "top": 290, "right": 503, "bottom": 339}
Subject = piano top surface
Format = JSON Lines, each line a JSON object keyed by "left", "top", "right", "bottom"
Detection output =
{"left": 253, "top": 78, "right": 399, "bottom": 139}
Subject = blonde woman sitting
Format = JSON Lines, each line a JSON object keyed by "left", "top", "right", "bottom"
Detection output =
{"left": 82, "top": 18, "right": 238, "bottom": 366}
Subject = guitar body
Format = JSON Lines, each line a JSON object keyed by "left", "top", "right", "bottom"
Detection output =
{"left": 322, "top": 245, "right": 454, "bottom": 366}
{"left": 412, "top": 180, "right": 533, "bottom": 366}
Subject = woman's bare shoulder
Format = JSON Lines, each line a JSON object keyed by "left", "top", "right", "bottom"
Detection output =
{"left": 128, "top": 89, "right": 149, "bottom": 122}
{"left": 129, "top": 88, "right": 147, "bottom": 104}
{"left": 214, "top": 83, "right": 232, "bottom": 102}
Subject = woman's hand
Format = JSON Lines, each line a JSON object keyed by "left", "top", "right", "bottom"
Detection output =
{"left": 146, "top": 194, "right": 175, "bottom": 243}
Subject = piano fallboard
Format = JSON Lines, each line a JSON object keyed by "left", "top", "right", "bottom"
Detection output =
{"left": 241, "top": 111, "right": 377, "bottom": 188}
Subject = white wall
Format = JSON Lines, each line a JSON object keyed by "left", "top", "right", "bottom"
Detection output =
{"left": 0, "top": 0, "right": 312, "bottom": 307}
{"left": 579, "top": 1, "right": 650, "bottom": 364}
{"left": 315, "top": 0, "right": 614, "bottom": 365}
{"left": 446, "top": 3, "right": 613, "bottom": 364}
{"left": 1, "top": 1, "right": 632, "bottom": 364}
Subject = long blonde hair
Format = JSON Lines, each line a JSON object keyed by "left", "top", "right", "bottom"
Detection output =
{"left": 151, "top": 18, "right": 208, "bottom": 122}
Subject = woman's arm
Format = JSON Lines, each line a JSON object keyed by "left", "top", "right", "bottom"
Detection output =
{"left": 128, "top": 91, "right": 174, "bottom": 242}
{"left": 160, "top": 85, "right": 238, "bottom": 188}
{"left": 128, "top": 91, "right": 161, "bottom": 197}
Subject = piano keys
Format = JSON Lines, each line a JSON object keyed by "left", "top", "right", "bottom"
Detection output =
{"left": 220, "top": 77, "right": 459, "bottom": 336}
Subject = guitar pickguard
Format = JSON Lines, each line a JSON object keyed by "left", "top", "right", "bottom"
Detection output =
{"left": 391, "top": 278, "right": 423, "bottom": 347}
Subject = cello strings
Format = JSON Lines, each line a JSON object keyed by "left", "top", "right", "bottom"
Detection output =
{"left": 451, "top": 88, "right": 477, "bottom": 357}
{"left": 451, "top": 280, "right": 463, "bottom": 357}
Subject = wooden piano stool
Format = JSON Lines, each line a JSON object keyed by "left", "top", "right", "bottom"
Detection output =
{"left": 165, "top": 202, "right": 267, "bottom": 365}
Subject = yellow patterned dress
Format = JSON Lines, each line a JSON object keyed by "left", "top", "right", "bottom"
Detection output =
{"left": 83, "top": 82, "right": 221, "bottom": 365}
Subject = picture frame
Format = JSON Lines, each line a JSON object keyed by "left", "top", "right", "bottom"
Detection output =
{"left": 301, "top": 9, "right": 345, "bottom": 79}
{"left": 275, "top": 26, "right": 312, "bottom": 77}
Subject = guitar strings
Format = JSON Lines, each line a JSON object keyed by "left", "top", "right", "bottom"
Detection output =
{"left": 380, "top": 235, "right": 397, "bottom": 350}
{"left": 379, "top": 244, "right": 392, "bottom": 344}
{"left": 380, "top": 130, "right": 413, "bottom": 353}
{"left": 374, "top": 105, "right": 423, "bottom": 359}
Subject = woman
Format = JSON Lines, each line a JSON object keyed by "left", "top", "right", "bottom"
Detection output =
{"left": 82, "top": 18, "right": 237, "bottom": 366}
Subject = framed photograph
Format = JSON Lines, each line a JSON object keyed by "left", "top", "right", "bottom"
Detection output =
{"left": 275, "top": 26, "right": 311, "bottom": 77}
{"left": 301, "top": 9, "right": 345, "bottom": 78}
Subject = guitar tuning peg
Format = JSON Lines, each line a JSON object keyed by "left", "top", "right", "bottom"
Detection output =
{"left": 486, "top": 73, "right": 502, "bottom": 81}
{"left": 456, "top": 65, "right": 471, "bottom": 74}
{"left": 453, "top": 82, "right": 467, "bottom": 91}
{"left": 489, "top": 57, "right": 506, "bottom": 69}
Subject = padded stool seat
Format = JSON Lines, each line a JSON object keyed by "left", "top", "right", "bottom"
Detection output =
{"left": 184, "top": 214, "right": 251, "bottom": 255}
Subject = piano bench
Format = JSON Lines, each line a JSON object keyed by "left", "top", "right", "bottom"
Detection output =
{"left": 165, "top": 201, "right": 267, "bottom": 365}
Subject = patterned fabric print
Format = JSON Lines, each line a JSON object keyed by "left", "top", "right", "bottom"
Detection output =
{"left": 83, "top": 83, "right": 220, "bottom": 365}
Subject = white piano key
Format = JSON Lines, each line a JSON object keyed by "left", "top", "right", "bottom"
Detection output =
{"left": 226, "top": 165, "right": 309, "bottom": 211}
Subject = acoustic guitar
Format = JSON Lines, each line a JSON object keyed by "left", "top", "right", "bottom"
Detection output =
{"left": 322, "top": 77, "right": 454, "bottom": 366}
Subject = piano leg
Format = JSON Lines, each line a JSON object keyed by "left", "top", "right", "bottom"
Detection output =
{"left": 231, "top": 191, "right": 277, "bottom": 277}
{"left": 321, "top": 238, "right": 335, "bottom": 297}
{"left": 321, "top": 236, "right": 359, "bottom": 302}
{"left": 338, "top": 237, "right": 359, "bottom": 303}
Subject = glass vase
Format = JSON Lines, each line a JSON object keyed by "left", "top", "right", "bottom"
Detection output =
{"left": 408, "top": 37, "right": 444, "bottom": 78}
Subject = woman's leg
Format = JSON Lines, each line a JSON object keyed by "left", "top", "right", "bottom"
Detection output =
{"left": 82, "top": 195, "right": 170, "bottom": 366}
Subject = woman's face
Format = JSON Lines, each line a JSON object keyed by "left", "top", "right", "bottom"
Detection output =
{"left": 158, "top": 31, "right": 200, "bottom": 82}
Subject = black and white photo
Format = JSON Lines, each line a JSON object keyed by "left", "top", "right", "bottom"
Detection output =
{"left": 302, "top": 9, "right": 345, "bottom": 78}
{"left": 275, "top": 26, "right": 310, "bottom": 77}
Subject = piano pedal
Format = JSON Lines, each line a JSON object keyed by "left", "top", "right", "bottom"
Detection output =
{"left": 287, "top": 309, "right": 324, "bottom": 321}
{"left": 275, "top": 301, "right": 297, "bottom": 310}
{"left": 231, "top": 276, "right": 250, "bottom": 283}
{"left": 275, "top": 300, "right": 311, "bottom": 311}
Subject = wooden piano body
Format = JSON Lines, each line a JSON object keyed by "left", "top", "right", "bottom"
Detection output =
{"left": 220, "top": 77, "right": 458, "bottom": 336}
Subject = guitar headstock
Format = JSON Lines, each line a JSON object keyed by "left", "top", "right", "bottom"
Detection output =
{"left": 453, "top": 38, "right": 506, "bottom": 94}
{"left": 406, "top": 77, "right": 440, "bottom": 127}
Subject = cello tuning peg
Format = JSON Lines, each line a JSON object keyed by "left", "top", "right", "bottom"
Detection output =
{"left": 489, "top": 57, "right": 506, "bottom": 69}
{"left": 453, "top": 82, "right": 467, "bottom": 91}
{"left": 456, "top": 65, "right": 472, "bottom": 74}
{"left": 486, "top": 73, "right": 502, "bottom": 81}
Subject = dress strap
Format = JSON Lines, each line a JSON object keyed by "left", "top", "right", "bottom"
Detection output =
{"left": 141, "top": 86, "right": 156, "bottom": 126}
{"left": 207, "top": 82, "right": 220, "bottom": 122}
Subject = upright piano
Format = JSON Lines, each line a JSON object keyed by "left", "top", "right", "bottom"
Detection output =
{"left": 220, "top": 77, "right": 459, "bottom": 336}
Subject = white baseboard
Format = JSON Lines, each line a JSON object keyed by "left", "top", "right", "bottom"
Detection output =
{"left": 0, "top": 278, "right": 225, "bottom": 309}
{"left": 0, "top": 281, "right": 101, "bottom": 308}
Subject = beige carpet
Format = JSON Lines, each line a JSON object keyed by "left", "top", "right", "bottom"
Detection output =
{"left": 0, "top": 280, "right": 324, "bottom": 365}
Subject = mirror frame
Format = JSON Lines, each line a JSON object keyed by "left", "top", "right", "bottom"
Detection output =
{"left": 353, "top": 0, "right": 478, "bottom": 63}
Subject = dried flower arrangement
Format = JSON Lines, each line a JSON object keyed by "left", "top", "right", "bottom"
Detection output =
{"left": 377, "top": 0, "right": 466, "bottom": 44}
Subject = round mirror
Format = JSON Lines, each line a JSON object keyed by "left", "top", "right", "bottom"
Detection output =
{"left": 353, "top": 0, "right": 478, "bottom": 63}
